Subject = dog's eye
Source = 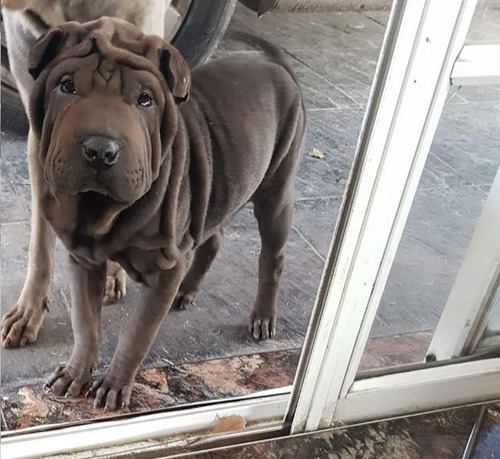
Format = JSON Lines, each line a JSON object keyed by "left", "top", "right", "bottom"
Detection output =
{"left": 137, "top": 92, "right": 153, "bottom": 107}
{"left": 59, "top": 76, "right": 76, "bottom": 95}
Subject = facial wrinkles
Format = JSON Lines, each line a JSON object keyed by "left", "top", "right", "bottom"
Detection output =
{"left": 93, "top": 57, "right": 121, "bottom": 93}
{"left": 44, "top": 98, "right": 74, "bottom": 165}
{"left": 120, "top": 68, "right": 158, "bottom": 192}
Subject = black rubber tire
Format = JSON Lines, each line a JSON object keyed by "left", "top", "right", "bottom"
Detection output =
{"left": 172, "top": 0, "right": 237, "bottom": 68}
{"left": 1, "top": 80, "right": 30, "bottom": 134}
{"left": 0, "top": 0, "right": 237, "bottom": 132}
{"left": 1, "top": 40, "right": 30, "bottom": 133}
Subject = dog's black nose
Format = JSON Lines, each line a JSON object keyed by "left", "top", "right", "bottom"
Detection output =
{"left": 82, "top": 136, "right": 121, "bottom": 171}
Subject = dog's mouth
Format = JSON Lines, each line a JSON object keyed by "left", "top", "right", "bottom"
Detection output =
{"left": 51, "top": 171, "right": 140, "bottom": 206}
{"left": 45, "top": 145, "right": 146, "bottom": 205}
{"left": 79, "top": 187, "right": 125, "bottom": 202}
{"left": 74, "top": 173, "right": 130, "bottom": 204}
{"left": 79, "top": 189, "right": 126, "bottom": 206}
{"left": 78, "top": 178, "right": 118, "bottom": 199}
{"left": 78, "top": 191, "right": 128, "bottom": 236}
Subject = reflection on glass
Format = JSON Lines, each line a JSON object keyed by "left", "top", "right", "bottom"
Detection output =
{"left": 466, "top": 0, "right": 500, "bottom": 44}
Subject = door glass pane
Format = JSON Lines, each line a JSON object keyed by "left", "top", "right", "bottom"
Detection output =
{"left": 358, "top": 0, "right": 500, "bottom": 372}
{"left": 361, "top": 91, "right": 500, "bottom": 371}
{"left": 1, "top": 4, "right": 387, "bottom": 431}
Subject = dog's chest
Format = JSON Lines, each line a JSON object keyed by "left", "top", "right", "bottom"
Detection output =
{"left": 67, "top": 228, "right": 176, "bottom": 287}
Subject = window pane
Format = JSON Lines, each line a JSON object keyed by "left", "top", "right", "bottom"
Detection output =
{"left": 1, "top": 4, "right": 387, "bottom": 431}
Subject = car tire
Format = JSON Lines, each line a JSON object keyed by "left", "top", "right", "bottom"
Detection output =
{"left": 172, "top": 0, "right": 237, "bottom": 68}
{"left": 0, "top": 0, "right": 237, "bottom": 133}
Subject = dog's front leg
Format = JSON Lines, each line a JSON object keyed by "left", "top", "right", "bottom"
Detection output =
{"left": 2, "top": 130, "right": 56, "bottom": 348}
{"left": 45, "top": 256, "right": 106, "bottom": 398}
{"left": 90, "top": 261, "right": 187, "bottom": 411}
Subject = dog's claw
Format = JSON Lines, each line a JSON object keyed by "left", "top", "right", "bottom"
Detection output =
{"left": 261, "top": 320, "right": 270, "bottom": 339}
{"left": 252, "top": 321, "right": 260, "bottom": 340}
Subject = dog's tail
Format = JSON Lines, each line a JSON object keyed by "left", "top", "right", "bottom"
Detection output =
{"left": 228, "top": 31, "right": 300, "bottom": 88}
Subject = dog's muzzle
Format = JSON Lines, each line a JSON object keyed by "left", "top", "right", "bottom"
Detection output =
{"left": 82, "top": 136, "right": 121, "bottom": 172}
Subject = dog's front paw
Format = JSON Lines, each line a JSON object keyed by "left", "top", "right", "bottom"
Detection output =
{"left": 88, "top": 372, "right": 134, "bottom": 411}
{"left": 45, "top": 362, "right": 92, "bottom": 398}
{"left": 2, "top": 298, "right": 49, "bottom": 348}
{"left": 103, "top": 261, "right": 127, "bottom": 303}
{"left": 248, "top": 310, "right": 276, "bottom": 340}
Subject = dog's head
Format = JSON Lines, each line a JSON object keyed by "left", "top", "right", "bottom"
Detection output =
{"left": 29, "top": 17, "right": 190, "bottom": 205}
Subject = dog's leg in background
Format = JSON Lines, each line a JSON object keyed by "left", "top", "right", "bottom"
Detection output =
{"left": 1, "top": 132, "right": 129, "bottom": 346}
{"left": 174, "top": 230, "right": 223, "bottom": 310}
{"left": 89, "top": 260, "right": 187, "bottom": 410}
{"left": 2, "top": 130, "right": 56, "bottom": 347}
{"left": 1, "top": 10, "right": 56, "bottom": 347}
{"left": 46, "top": 257, "right": 106, "bottom": 398}
{"left": 1, "top": 9, "right": 56, "bottom": 347}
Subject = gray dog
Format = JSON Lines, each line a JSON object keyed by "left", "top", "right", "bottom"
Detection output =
{"left": 28, "top": 17, "right": 305, "bottom": 410}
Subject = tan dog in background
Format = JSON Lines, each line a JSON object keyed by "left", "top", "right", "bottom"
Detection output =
{"left": 1, "top": 0, "right": 168, "bottom": 347}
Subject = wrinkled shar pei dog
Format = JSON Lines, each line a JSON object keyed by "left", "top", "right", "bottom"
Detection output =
{"left": 28, "top": 17, "right": 306, "bottom": 410}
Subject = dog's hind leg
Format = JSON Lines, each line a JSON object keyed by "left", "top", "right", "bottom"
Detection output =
{"left": 249, "top": 189, "right": 293, "bottom": 340}
{"left": 173, "top": 229, "right": 223, "bottom": 310}
{"left": 249, "top": 106, "right": 305, "bottom": 340}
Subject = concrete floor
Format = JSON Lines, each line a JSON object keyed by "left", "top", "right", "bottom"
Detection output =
{"left": 2, "top": 3, "right": 500, "bottom": 396}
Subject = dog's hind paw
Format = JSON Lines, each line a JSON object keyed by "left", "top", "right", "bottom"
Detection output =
{"left": 104, "top": 261, "right": 127, "bottom": 304}
{"left": 173, "top": 291, "right": 196, "bottom": 310}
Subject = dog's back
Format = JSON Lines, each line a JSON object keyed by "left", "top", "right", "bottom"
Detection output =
{"left": 184, "top": 40, "right": 306, "bottom": 232}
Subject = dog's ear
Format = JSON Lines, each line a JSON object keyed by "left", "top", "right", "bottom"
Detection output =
{"left": 158, "top": 46, "right": 191, "bottom": 103}
{"left": 29, "top": 28, "right": 68, "bottom": 80}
